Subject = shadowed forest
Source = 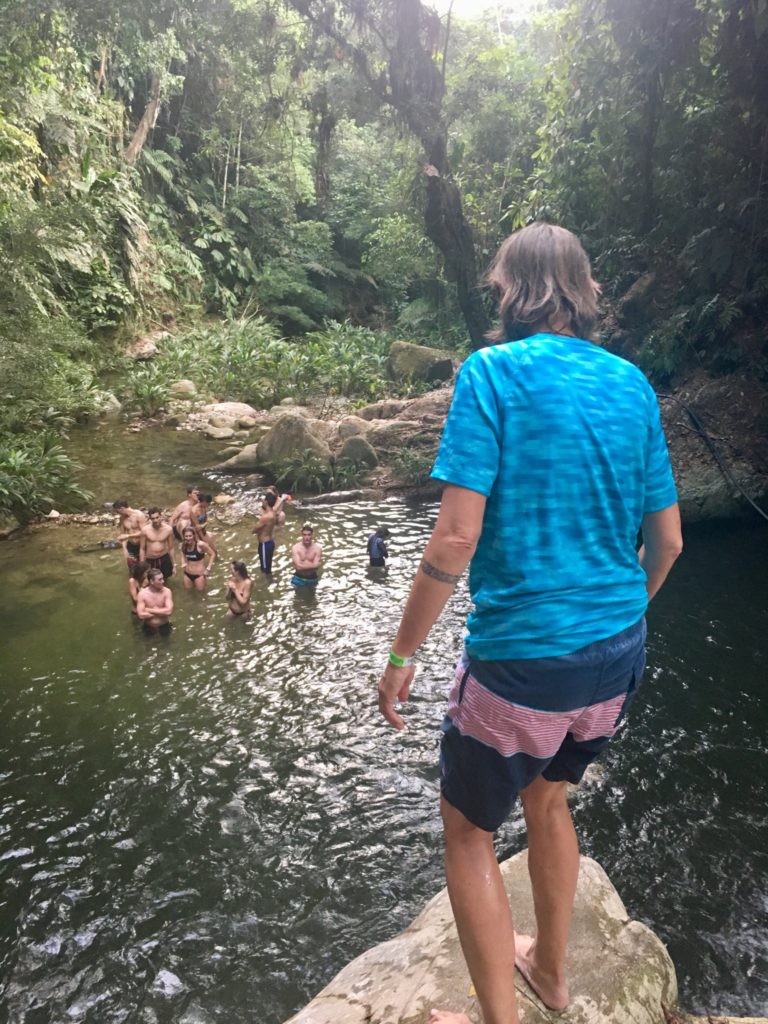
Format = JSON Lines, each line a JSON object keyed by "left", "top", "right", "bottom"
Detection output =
{"left": 1, "top": 0, "right": 766, "bottom": 519}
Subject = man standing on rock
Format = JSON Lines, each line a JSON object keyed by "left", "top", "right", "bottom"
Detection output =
{"left": 377, "top": 223, "right": 683, "bottom": 1024}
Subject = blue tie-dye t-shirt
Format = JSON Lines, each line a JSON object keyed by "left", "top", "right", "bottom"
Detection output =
{"left": 431, "top": 333, "right": 677, "bottom": 660}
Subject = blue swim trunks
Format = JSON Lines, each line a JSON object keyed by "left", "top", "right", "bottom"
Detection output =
{"left": 291, "top": 572, "right": 318, "bottom": 588}
{"left": 440, "top": 619, "right": 646, "bottom": 832}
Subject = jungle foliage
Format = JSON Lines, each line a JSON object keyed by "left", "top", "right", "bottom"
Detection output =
{"left": 0, "top": 0, "right": 766, "bottom": 517}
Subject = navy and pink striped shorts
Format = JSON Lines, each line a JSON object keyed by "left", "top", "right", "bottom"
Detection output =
{"left": 440, "top": 618, "right": 647, "bottom": 832}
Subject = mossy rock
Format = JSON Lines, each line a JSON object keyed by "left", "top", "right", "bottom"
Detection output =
{"left": 387, "top": 340, "right": 453, "bottom": 383}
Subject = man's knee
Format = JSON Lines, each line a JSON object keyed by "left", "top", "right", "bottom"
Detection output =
{"left": 440, "top": 795, "right": 493, "bottom": 847}
{"left": 520, "top": 775, "right": 570, "bottom": 824}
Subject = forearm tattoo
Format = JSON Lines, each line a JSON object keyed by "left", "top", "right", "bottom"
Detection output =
{"left": 420, "top": 558, "right": 461, "bottom": 585}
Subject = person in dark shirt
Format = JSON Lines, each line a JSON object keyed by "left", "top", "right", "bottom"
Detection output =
{"left": 367, "top": 526, "right": 390, "bottom": 567}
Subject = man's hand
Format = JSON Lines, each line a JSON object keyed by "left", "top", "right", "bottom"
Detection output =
{"left": 377, "top": 662, "right": 416, "bottom": 730}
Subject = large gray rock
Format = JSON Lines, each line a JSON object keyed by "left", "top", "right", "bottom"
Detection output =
{"left": 366, "top": 419, "right": 441, "bottom": 456}
{"left": 269, "top": 404, "right": 311, "bottom": 419}
{"left": 170, "top": 379, "right": 197, "bottom": 397}
{"left": 125, "top": 329, "right": 169, "bottom": 361}
{"left": 339, "top": 435, "right": 378, "bottom": 469}
{"left": 659, "top": 376, "right": 768, "bottom": 523}
{"left": 200, "top": 401, "right": 259, "bottom": 421}
{"left": 388, "top": 340, "right": 454, "bottom": 383}
{"left": 205, "top": 425, "right": 235, "bottom": 441}
{"left": 357, "top": 399, "right": 409, "bottom": 421}
{"left": 405, "top": 388, "right": 454, "bottom": 420}
{"left": 93, "top": 390, "right": 122, "bottom": 418}
{"left": 257, "top": 413, "right": 333, "bottom": 471}
{"left": 219, "top": 443, "right": 260, "bottom": 472}
{"left": 284, "top": 853, "right": 677, "bottom": 1024}
{"left": 338, "top": 416, "right": 371, "bottom": 440}
{"left": 209, "top": 414, "right": 237, "bottom": 429}
{"left": 675, "top": 460, "right": 766, "bottom": 521}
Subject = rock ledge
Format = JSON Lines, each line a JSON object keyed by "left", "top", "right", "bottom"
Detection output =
{"left": 284, "top": 852, "right": 677, "bottom": 1024}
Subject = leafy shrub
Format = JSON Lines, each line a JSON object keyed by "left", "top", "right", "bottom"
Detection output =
{"left": 126, "top": 365, "right": 169, "bottom": 417}
{"left": 272, "top": 453, "right": 333, "bottom": 494}
{"left": 636, "top": 312, "right": 690, "bottom": 384}
{"left": 271, "top": 453, "right": 368, "bottom": 494}
{"left": 0, "top": 315, "right": 101, "bottom": 432}
{"left": 393, "top": 450, "right": 434, "bottom": 486}
{"left": 331, "top": 457, "right": 367, "bottom": 489}
{"left": 0, "top": 433, "right": 92, "bottom": 524}
{"left": 126, "top": 318, "right": 395, "bottom": 411}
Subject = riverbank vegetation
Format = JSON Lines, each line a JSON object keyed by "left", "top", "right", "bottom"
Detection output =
{"left": 1, "top": 0, "right": 766, "bottom": 520}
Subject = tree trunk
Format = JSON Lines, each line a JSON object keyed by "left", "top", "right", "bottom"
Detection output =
{"left": 94, "top": 46, "right": 108, "bottom": 95}
{"left": 424, "top": 166, "right": 487, "bottom": 347}
{"left": 122, "top": 73, "right": 162, "bottom": 166}
{"left": 285, "top": 0, "right": 490, "bottom": 346}
{"left": 638, "top": 68, "right": 661, "bottom": 235}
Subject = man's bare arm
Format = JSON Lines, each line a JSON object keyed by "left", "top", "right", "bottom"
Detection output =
{"left": 639, "top": 503, "right": 683, "bottom": 600}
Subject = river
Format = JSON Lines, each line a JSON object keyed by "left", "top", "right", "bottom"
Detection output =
{"left": 0, "top": 422, "right": 766, "bottom": 1022}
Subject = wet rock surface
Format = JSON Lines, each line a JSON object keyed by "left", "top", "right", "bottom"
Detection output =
{"left": 284, "top": 853, "right": 677, "bottom": 1024}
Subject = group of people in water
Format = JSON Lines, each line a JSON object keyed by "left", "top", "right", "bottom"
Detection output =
{"left": 114, "top": 484, "right": 330, "bottom": 633}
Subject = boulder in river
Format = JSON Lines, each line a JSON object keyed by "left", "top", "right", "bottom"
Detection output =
{"left": 93, "top": 390, "right": 122, "bottom": 418}
{"left": 283, "top": 852, "right": 677, "bottom": 1024}
{"left": 205, "top": 425, "right": 235, "bottom": 441}
{"left": 257, "top": 413, "right": 333, "bottom": 473}
{"left": 388, "top": 340, "right": 454, "bottom": 383}
{"left": 219, "top": 443, "right": 260, "bottom": 472}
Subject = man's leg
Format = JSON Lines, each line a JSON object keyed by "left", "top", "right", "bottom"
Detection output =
{"left": 434, "top": 796, "right": 519, "bottom": 1024}
{"left": 515, "top": 775, "right": 579, "bottom": 1011}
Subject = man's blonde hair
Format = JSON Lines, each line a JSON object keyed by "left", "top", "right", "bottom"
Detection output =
{"left": 485, "top": 222, "right": 600, "bottom": 343}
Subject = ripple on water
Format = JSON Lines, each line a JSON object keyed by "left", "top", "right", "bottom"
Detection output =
{"left": 0, "top": 507, "right": 767, "bottom": 1020}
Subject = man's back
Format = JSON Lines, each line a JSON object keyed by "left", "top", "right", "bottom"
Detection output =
{"left": 432, "top": 332, "right": 677, "bottom": 659}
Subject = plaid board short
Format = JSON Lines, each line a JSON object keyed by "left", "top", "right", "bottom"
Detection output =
{"left": 440, "top": 618, "right": 647, "bottom": 832}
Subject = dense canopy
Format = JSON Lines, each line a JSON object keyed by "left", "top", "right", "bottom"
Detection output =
{"left": 0, "top": 0, "right": 766, "bottom": 517}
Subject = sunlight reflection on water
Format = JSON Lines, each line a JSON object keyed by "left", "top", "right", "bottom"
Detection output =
{"left": 0, "top": 498, "right": 766, "bottom": 1022}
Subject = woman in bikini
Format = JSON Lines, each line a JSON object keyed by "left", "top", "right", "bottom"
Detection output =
{"left": 188, "top": 493, "right": 219, "bottom": 562}
{"left": 180, "top": 526, "right": 215, "bottom": 591}
{"left": 128, "top": 560, "right": 150, "bottom": 613}
{"left": 226, "top": 561, "right": 253, "bottom": 620}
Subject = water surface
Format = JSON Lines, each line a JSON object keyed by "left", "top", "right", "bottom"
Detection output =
{"left": 0, "top": 432, "right": 766, "bottom": 1022}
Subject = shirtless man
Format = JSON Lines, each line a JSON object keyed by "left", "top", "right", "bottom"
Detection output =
{"left": 114, "top": 499, "right": 148, "bottom": 572}
{"left": 291, "top": 524, "right": 322, "bottom": 588}
{"left": 265, "top": 485, "right": 291, "bottom": 527}
{"left": 139, "top": 507, "right": 176, "bottom": 580}
{"left": 252, "top": 492, "right": 278, "bottom": 573}
{"left": 169, "top": 485, "right": 199, "bottom": 542}
{"left": 136, "top": 568, "right": 174, "bottom": 634}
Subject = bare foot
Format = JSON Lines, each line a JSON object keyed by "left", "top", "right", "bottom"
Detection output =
{"left": 429, "top": 1011, "right": 472, "bottom": 1024}
{"left": 514, "top": 933, "right": 570, "bottom": 1012}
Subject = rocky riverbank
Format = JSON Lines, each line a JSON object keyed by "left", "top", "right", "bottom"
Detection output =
{"left": 172, "top": 364, "right": 767, "bottom": 525}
